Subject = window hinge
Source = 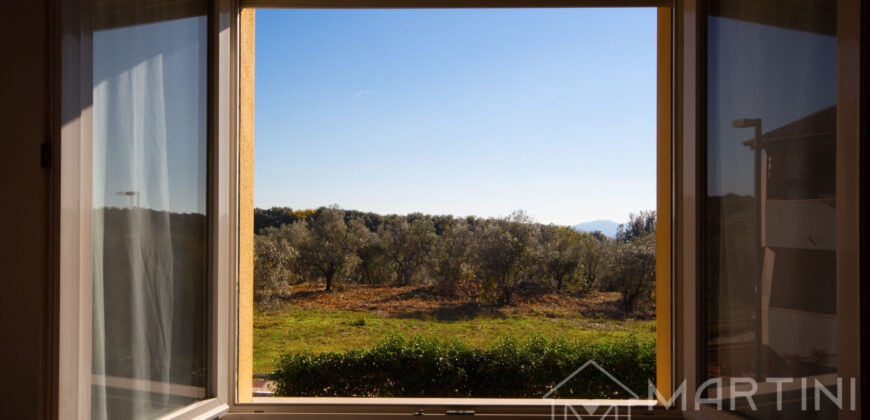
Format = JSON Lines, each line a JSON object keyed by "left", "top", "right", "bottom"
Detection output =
{"left": 40, "top": 141, "right": 52, "bottom": 168}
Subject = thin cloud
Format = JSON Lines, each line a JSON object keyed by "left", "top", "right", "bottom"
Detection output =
{"left": 353, "top": 90, "right": 376, "bottom": 97}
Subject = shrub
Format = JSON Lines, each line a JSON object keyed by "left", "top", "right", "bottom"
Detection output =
{"left": 271, "top": 335, "right": 655, "bottom": 399}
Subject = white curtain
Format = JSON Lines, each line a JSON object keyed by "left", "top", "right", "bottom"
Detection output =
{"left": 91, "top": 10, "right": 208, "bottom": 417}
{"left": 92, "top": 53, "right": 176, "bottom": 420}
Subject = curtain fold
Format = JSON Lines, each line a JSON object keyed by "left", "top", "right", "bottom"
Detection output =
{"left": 93, "top": 54, "right": 176, "bottom": 420}
{"left": 91, "top": 8, "right": 207, "bottom": 419}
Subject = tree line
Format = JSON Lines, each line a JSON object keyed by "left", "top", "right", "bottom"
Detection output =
{"left": 254, "top": 206, "right": 656, "bottom": 312}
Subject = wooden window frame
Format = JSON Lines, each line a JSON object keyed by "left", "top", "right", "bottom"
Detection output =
{"left": 230, "top": 2, "right": 677, "bottom": 417}
{"left": 672, "top": 1, "right": 864, "bottom": 419}
{"left": 52, "top": 0, "right": 865, "bottom": 417}
{"left": 55, "top": 0, "right": 237, "bottom": 419}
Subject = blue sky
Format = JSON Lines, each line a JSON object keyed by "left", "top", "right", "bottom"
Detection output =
{"left": 254, "top": 8, "right": 657, "bottom": 226}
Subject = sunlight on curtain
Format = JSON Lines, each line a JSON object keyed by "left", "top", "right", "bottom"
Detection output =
{"left": 91, "top": 2, "right": 208, "bottom": 418}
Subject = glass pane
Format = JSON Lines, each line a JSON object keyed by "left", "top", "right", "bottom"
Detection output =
{"left": 91, "top": 1, "right": 209, "bottom": 418}
{"left": 704, "top": 0, "right": 837, "bottom": 418}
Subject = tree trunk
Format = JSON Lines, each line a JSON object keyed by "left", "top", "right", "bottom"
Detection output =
{"left": 324, "top": 273, "right": 333, "bottom": 292}
{"left": 500, "top": 277, "right": 512, "bottom": 306}
{"left": 398, "top": 264, "right": 411, "bottom": 286}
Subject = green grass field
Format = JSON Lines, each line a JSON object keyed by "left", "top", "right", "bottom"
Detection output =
{"left": 254, "top": 307, "right": 655, "bottom": 374}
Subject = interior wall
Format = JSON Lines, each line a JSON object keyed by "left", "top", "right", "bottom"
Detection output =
{"left": 0, "top": 1, "right": 52, "bottom": 418}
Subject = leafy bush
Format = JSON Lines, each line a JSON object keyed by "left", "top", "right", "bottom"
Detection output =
{"left": 271, "top": 335, "right": 655, "bottom": 398}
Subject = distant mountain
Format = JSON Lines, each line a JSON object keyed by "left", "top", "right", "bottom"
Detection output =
{"left": 572, "top": 220, "right": 620, "bottom": 238}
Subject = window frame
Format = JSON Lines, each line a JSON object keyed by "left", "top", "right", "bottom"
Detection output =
{"left": 53, "top": 0, "right": 866, "bottom": 418}
{"left": 56, "top": 0, "right": 237, "bottom": 419}
{"left": 672, "top": 0, "right": 865, "bottom": 418}
{"left": 229, "top": 1, "right": 676, "bottom": 416}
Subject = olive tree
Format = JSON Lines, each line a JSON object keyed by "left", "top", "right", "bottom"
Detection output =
{"left": 354, "top": 229, "right": 394, "bottom": 285}
{"left": 253, "top": 233, "right": 296, "bottom": 307}
{"left": 432, "top": 218, "right": 475, "bottom": 296}
{"left": 616, "top": 210, "right": 656, "bottom": 243}
{"left": 539, "top": 226, "right": 585, "bottom": 292}
{"left": 579, "top": 234, "right": 609, "bottom": 291}
{"left": 379, "top": 216, "right": 437, "bottom": 286}
{"left": 606, "top": 233, "right": 656, "bottom": 313}
{"left": 254, "top": 223, "right": 317, "bottom": 305}
{"left": 295, "top": 207, "right": 368, "bottom": 292}
{"left": 473, "top": 211, "right": 540, "bottom": 305}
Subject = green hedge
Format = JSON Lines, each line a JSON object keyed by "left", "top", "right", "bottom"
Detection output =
{"left": 271, "top": 335, "right": 655, "bottom": 398}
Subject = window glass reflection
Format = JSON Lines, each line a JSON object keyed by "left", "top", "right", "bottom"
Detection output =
{"left": 91, "top": 1, "right": 208, "bottom": 418}
{"left": 704, "top": 1, "right": 837, "bottom": 418}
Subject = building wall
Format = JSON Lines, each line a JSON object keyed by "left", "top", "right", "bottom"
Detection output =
{"left": 0, "top": 1, "right": 52, "bottom": 418}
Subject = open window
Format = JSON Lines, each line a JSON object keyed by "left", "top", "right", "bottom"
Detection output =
{"left": 57, "top": 0, "right": 234, "bottom": 418}
{"left": 233, "top": 2, "right": 676, "bottom": 415}
{"left": 672, "top": 0, "right": 864, "bottom": 419}
{"left": 52, "top": 0, "right": 866, "bottom": 419}
{"left": 696, "top": 1, "right": 860, "bottom": 418}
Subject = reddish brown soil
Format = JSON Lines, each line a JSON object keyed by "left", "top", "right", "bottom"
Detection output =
{"left": 273, "top": 283, "right": 654, "bottom": 320}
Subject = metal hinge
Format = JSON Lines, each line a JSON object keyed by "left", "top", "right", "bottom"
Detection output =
{"left": 40, "top": 141, "right": 51, "bottom": 168}
{"left": 446, "top": 410, "right": 475, "bottom": 415}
